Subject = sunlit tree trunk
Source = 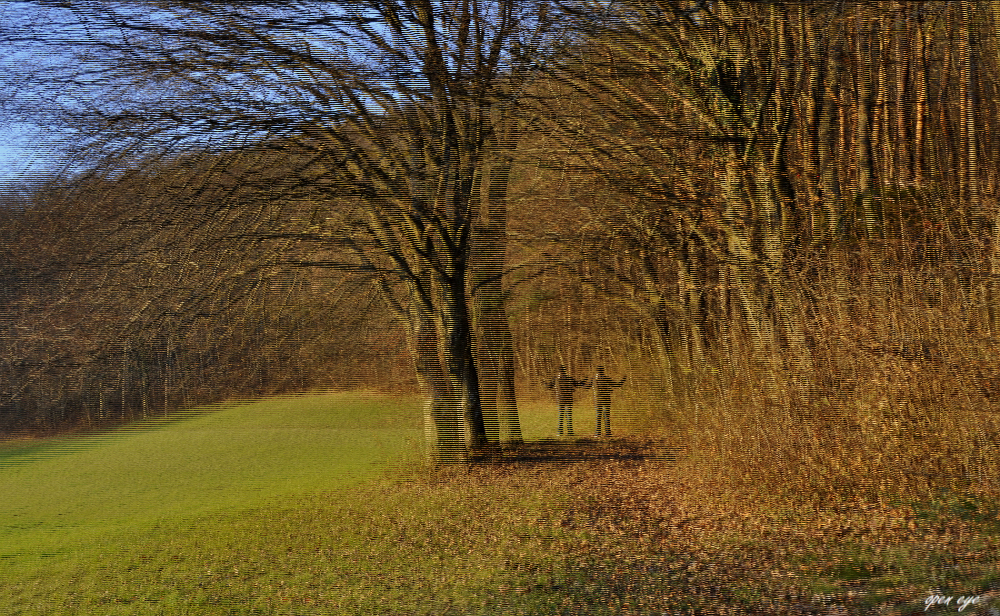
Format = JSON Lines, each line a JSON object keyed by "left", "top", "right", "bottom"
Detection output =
{"left": 855, "top": 7, "right": 879, "bottom": 242}
{"left": 960, "top": 1, "right": 981, "bottom": 226}
{"left": 799, "top": 4, "right": 824, "bottom": 241}
{"left": 818, "top": 39, "right": 844, "bottom": 242}
{"left": 914, "top": 16, "right": 928, "bottom": 187}
{"left": 441, "top": 259, "right": 487, "bottom": 452}
{"left": 471, "top": 140, "right": 522, "bottom": 444}
{"left": 894, "top": 2, "right": 911, "bottom": 186}
{"left": 984, "top": 3, "right": 1000, "bottom": 333}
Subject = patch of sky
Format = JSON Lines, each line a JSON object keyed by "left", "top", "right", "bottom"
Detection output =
{"left": 0, "top": 1, "right": 117, "bottom": 182}
{"left": 1, "top": 1, "right": 567, "bottom": 185}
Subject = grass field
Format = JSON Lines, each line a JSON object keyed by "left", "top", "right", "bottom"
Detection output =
{"left": 0, "top": 392, "right": 424, "bottom": 561}
{"left": 5, "top": 392, "right": 1000, "bottom": 615}
{"left": 0, "top": 391, "right": 605, "bottom": 615}
{"left": 0, "top": 391, "right": 431, "bottom": 613}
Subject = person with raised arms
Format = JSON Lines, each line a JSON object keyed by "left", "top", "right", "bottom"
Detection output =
{"left": 592, "top": 365, "right": 626, "bottom": 437}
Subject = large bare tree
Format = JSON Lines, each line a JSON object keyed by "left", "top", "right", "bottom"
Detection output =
{"left": 8, "top": 1, "right": 560, "bottom": 460}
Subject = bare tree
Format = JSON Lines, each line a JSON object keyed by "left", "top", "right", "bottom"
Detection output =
{"left": 551, "top": 1, "right": 817, "bottom": 407}
{"left": 8, "top": 1, "right": 562, "bottom": 460}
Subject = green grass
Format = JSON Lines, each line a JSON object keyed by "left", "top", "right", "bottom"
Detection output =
{"left": 19, "top": 471, "right": 583, "bottom": 616}
{"left": 0, "top": 392, "right": 602, "bottom": 616}
{"left": 0, "top": 392, "right": 423, "bottom": 569}
{"left": 514, "top": 398, "right": 644, "bottom": 439}
{"left": 10, "top": 391, "right": 998, "bottom": 615}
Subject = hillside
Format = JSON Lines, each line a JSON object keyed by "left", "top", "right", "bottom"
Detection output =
{"left": 0, "top": 392, "right": 422, "bottom": 565}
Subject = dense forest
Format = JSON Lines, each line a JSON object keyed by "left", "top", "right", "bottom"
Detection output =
{"left": 3, "top": 1, "right": 1000, "bottom": 486}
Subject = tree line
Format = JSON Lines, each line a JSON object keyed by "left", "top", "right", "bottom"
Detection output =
{"left": 4, "top": 1, "right": 1000, "bottom": 477}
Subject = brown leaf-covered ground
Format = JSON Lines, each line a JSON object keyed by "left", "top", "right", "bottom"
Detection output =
{"left": 453, "top": 437, "right": 1000, "bottom": 615}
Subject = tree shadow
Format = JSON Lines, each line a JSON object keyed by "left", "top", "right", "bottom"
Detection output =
{"left": 470, "top": 437, "right": 683, "bottom": 465}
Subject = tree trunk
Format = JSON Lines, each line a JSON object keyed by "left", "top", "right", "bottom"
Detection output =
{"left": 961, "top": 0, "right": 981, "bottom": 226}
{"left": 799, "top": 4, "right": 824, "bottom": 241}
{"left": 984, "top": 3, "right": 1000, "bottom": 334}
{"left": 914, "top": 17, "right": 928, "bottom": 187}
{"left": 379, "top": 264, "right": 468, "bottom": 463}
{"left": 471, "top": 141, "right": 522, "bottom": 444}
{"left": 819, "top": 39, "right": 844, "bottom": 243}
{"left": 771, "top": 5, "right": 796, "bottom": 253}
{"left": 441, "top": 255, "right": 487, "bottom": 453}
{"left": 855, "top": 8, "right": 879, "bottom": 242}
{"left": 894, "top": 3, "right": 911, "bottom": 186}
{"left": 414, "top": 290, "right": 467, "bottom": 463}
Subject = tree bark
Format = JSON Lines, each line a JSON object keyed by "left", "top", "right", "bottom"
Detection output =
{"left": 894, "top": 3, "right": 911, "bottom": 186}
{"left": 961, "top": 1, "right": 981, "bottom": 226}
{"left": 441, "top": 265, "right": 487, "bottom": 452}
{"left": 914, "top": 17, "right": 928, "bottom": 187}
{"left": 855, "top": 7, "right": 879, "bottom": 242}
{"left": 471, "top": 134, "right": 522, "bottom": 444}
{"left": 799, "top": 4, "right": 824, "bottom": 241}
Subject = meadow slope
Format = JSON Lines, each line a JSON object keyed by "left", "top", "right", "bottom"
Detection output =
{"left": 0, "top": 392, "right": 422, "bottom": 572}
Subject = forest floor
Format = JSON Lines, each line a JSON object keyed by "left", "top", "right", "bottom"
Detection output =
{"left": 465, "top": 446, "right": 1000, "bottom": 616}
{"left": 2, "top": 394, "right": 1000, "bottom": 615}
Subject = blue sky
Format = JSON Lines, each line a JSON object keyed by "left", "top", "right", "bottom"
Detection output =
{"left": 0, "top": 1, "right": 555, "bottom": 186}
{"left": 0, "top": 122, "right": 63, "bottom": 183}
{"left": 0, "top": 2, "right": 73, "bottom": 184}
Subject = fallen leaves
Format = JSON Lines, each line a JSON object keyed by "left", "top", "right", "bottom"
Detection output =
{"left": 513, "top": 451, "right": 1000, "bottom": 615}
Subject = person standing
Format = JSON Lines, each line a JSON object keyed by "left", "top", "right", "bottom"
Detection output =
{"left": 546, "top": 365, "right": 589, "bottom": 437}
{"left": 593, "top": 366, "right": 626, "bottom": 437}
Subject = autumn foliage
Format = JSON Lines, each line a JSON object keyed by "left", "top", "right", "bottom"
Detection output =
{"left": 4, "top": 1, "right": 1000, "bottom": 500}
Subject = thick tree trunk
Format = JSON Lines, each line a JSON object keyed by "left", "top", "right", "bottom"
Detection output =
{"left": 471, "top": 232, "right": 522, "bottom": 444}
{"left": 471, "top": 147, "right": 522, "bottom": 444}
{"left": 415, "top": 320, "right": 460, "bottom": 461}
{"left": 441, "top": 266, "right": 487, "bottom": 452}
{"left": 379, "top": 257, "right": 476, "bottom": 463}
{"left": 386, "top": 273, "right": 460, "bottom": 463}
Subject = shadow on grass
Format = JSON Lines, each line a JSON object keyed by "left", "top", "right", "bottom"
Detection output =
{"left": 469, "top": 436, "right": 685, "bottom": 465}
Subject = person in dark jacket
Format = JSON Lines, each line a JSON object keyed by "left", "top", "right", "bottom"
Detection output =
{"left": 546, "top": 365, "right": 589, "bottom": 437}
{"left": 593, "top": 365, "right": 626, "bottom": 437}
